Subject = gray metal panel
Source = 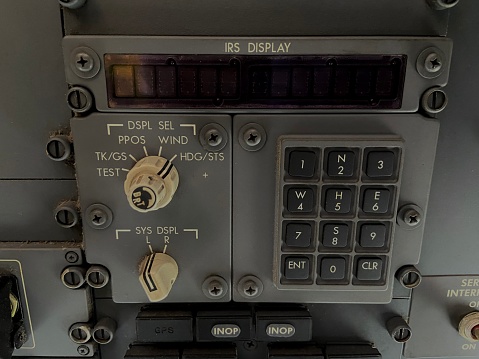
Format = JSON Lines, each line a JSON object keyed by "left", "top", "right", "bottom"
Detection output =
{"left": 419, "top": 0, "right": 479, "bottom": 277}
{"left": 95, "top": 299, "right": 409, "bottom": 359}
{"left": 62, "top": 36, "right": 452, "bottom": 114}
{"left": 71, "top": 114, "right": 232, "bottom": 303}
{"left": 0, "top": 1, "right": 73, "bottom": 179}
{"left": 0, "top": 243, "right": 94, "bottom": 357}
{"left": 0, "top": 181, "right": 80, "bottom": 242}
{"left": 62, "top": 0, "right": 448, "bottom": 37}
{"left": 232, "top": 114, "right": 439, "bottom": 303}
{"left": 405, "top": 276, "right": 479, "bottom": 358}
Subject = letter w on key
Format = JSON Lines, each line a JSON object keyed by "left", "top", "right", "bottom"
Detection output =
{"left": 295, "top": 190, "right": 306, "bottom": 199}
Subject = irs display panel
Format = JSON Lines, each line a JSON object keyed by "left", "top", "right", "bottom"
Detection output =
{"left": 105, "top": 54, "right": 406, "bottom": 109}
{"left": 62, "top": 36, "right": 452, "bottom": 113}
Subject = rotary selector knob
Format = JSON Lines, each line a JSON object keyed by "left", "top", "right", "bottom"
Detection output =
{"left": 139, "top": 252, "right": 179, "bottom": 302}
{"left": 124, "top": 156, "right": 179, "bottom": 213}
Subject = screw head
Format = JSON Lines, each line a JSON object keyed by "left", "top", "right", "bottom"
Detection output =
{"left": 207, "top": 280, "right": 224, "bottom": 297}
{"left": 46, "top": 135, "right": 71, "bottom": 162}
{"left": 243, "top": 340, "right": 258, "bottom": 351}
{"left": 238, "top": 275, "right": 263, "bottom": 299}
{"left": 243, "top": 280, "right": 258, "bottom": 297}
{"left": 75, "top": 53, "right": 94, "bottom": 73}
{"left": 89, "top": 209, "right": 107, "bottom": 227}
{"left": 404, "top": 209, "right": 421, "bottom": 227}
{"left": 202, "top": 275, "right": 228, "bottom": 300}
{"left": 61, "top": 267, "right": 86, "bottom": 289}
{"left": 393, "top": 327, "right": 412, "bottom": 343}
{"left": 77, "top": 345, "right": 90, "bottom": 356}
{"left": 66, "top": 86, "right": 93, "bottom": 113}
{"left": 244, "top": 129, "right": 261, "bottom": 147}
{"left": 424, "top": 53, "right": 443, "bottom": 73}
{"left": 205, "top": 129, "right": 223, "bottom": 147}
{"left": 65, "top": 251, "right": 79, "bottom": 264}
{"left": 85, "top": 204, "right": 113, "bottom": 230}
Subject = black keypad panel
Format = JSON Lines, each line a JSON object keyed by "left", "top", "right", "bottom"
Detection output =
{"left": 277, "top": 139, "right": 402, "bottom": 289}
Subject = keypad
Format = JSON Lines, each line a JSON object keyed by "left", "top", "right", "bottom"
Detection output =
{"left": 278, "top": 139, "right": 402, "bottom": 288}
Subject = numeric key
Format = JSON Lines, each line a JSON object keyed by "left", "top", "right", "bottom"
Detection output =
{"left": 327, "top": 150, "right": 356, "bottom": 178}
{"left": 288, "top": 150, "right": 317, "bottom": 178}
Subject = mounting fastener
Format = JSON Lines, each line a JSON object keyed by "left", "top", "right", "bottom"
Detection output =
{"left": 85, "top": 203, "right": 113, "bottom": 230}
{"left": 421, "top": 87, "right": 448, "bottom": 117}
{"left": 65, "top": 251, "right": 80, "bottom": 264}
{"left": 92, "top": 317, "right": 117, "bottom": 345}
{"left": 70, "top": 47, "right": 101, "bottom": 79}
{"left": 202, "top": 275, "right": 228, "bottom": 300}
{"left": 86, "top": 265, "right": 110, "bottom": 289}
{"left": 66, "top": 86, "right": 94, "bottom": 114}
{"left": 69, "top": 322, "right": 92, "bottom": 344}
{"left": 238, "top": 275, "right": 264, "bottom": 299}
{"left": 46, "top": 135, "right": 72, "bottom": 162}
{"left": 61, "top": 266, "right": 86, "bottom": 290}
{"left": 417, "top": 47, "right": 446, "bottom": 79}
{"left": 426, "top": 0, "right": 460, "bottom": 10}
{"left": 396, "top": 265, "right": 422, "bottom": 289}
{"left": 387, "top": 316, "right": 412, "bottom": 343}
{"left": 397, "top": 204, "right": 424, "bottom": 230}
{"left": 238, "top": 123, "right": 267, "bottom": 152}
{"left": 59, "top": 0, "right": 87, "bottom": 10}
{"left": 54, "top": 202, "right": 79, "bottom": 229}
{"left": 199, "top": 123, "right": 228, "bottom": 152}
{"left": 77, "top": 345, "right": 90, "bottom": 356}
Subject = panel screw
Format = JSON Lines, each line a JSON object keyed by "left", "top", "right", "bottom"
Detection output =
{"left": 244, "top": 340, "right": 258, "bottom": 351}
{"left": 54, "top": 202, "right": 79, "bottom": 229}
{"left": 386, "top": 317, "right": 412, "bottom": 343}
{"left": 61, "top": 266, "right": 86, "bottom": 289}
{"left": 59, "top": 0, "right": 87, "bottom": 10}
{"left": 85, "top": 204, "right": 113, "bottom": 230}
{"left": 416, "top": 47, "right": 446, "bottom": 79}
{"left": 46, "top": 135, "right": 72, "bottom": 162}
{"left": 421, "top": 87, "right": 448, "bottom": 116}
{"left": 238, "top": 123, "right": 267, "bottom": 152}
{"left": 75, "top": 53, "right": 94, "bottom": 73}
{"left": 86, "top": 265, "right": 110, "bottom": 289}
{"left": 244, "top": 129, "right": 261, "bottom": 147}
{"left": 66, "top": 86, "right": 93, "bottom": 114}
{"left": 424, "top": 53, "right": 443, "bottom": 73}
{"left": 77, "top": 345, "right": 90, "bottom": 356}
{"left": 205, "top": 129, "right": 223, "bottom": 147}
{"left": 238, "top": 275, "right": 264, "bottom": 299}
{"left": 202, "top": 275, "right": 228, "bottom": 300}
{"left": 426, "top": 0, "right": 460, "bottom": 10}
{"left": 397, "top": 204, "right": 424, "bottom": 230}
{"left": 396, "top": 266, "right": 422, "bottom": 289}
{"left": 65, "top": 251, "right": 80, "bottom": 264}
{"left": 199, "top": 124, "right": 228, "bottom": 152}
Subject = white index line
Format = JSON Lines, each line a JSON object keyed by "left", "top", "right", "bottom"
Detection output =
{"left": 163, "top": 245, "right": 168, "bottom": 253}
{"left": 170, "top": 154, "right": 178, "bottom": 162}
{"left": 148, "top": 245, "right": 154, "bottom": 254}
{"left": 129, "top": 154, "right": 138, "bottom": 162}
{"left": 158, "top": 146, "right": 163, "bottom": 157}
{"left": 143, "top": 146, "right": 149, "bottom": 157}
{"left": 179, "top": 123, "right": 197, "bottom": 135}
{"left": 121, "top": 168, "right": 130, "bottom": 172}
{"left": 107, "top": 123, "right": 123, "bottom": 135}
{"left": 183, "top": 228, "right": 199, "bottom": 239}
{"left": 115, "top": 229, "right": 131, "bottom": 240}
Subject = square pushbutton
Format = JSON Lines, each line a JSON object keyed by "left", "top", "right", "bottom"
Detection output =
{"left": 324, "top": 188, "right": 353, "bottom": 214}
{"left": 283, "top": 256, "right": 311, "bottom": 280}
{"left": 322, "top": 224, "right": 349, "bottom": 248}
{"left": 356, "top": 257, "right": 384, "bottom": 282}
{"left": 319, "top": 257, "right": 347, "bottom": 281}
{"left": 288, "top": 151, "right": 317, "bottom": 178}
{"left": 287, "top": 188, "right": 315, "bottom": 213}
{"left": 366, "top": 151, "right": 396, "bottom": 178}
{"left": 359, "top": 223, "right": 387, "bottom": 248}
{"left": 327, "top": 151, "right": 356, "bottom": 177}
{"left": 362, "top": 189, "right": 391, "bottom": 214}
{"left": 285, "top": 223, "right": 312, "bottom": 248}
